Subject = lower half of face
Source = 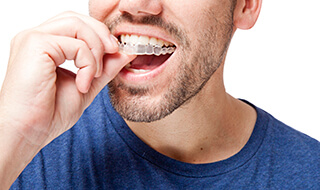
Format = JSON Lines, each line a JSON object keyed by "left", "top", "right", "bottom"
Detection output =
{"left": 108, "top": 7, "right": 234, "bottom": 123}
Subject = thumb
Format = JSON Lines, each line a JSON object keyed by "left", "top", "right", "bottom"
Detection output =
{"left": 84, "top": 52, "right": 136, "bottom": 104}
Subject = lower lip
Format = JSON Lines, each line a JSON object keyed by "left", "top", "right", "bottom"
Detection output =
{"left": 118, "top": 53, "right": 174, "bottom": 83}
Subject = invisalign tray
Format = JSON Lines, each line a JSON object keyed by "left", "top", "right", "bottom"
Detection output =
{"left": 119, "top": 42, "right": 175, "bottom": 56}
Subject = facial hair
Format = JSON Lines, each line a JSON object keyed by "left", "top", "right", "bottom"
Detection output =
{"left": 107, "top": 6, "right": 234, "bottom": 123}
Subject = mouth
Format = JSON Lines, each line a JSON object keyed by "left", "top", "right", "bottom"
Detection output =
{"left": 117, "top": 34, "right": 176, "bottom": 74}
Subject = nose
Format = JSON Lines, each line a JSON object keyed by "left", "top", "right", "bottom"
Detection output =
{"left": 119, "top": 0, "right": 162, "bottom": 16}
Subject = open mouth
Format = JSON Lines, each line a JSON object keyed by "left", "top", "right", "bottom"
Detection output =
{"left": 118, "top": 34, "right": 176, "bottom": 74}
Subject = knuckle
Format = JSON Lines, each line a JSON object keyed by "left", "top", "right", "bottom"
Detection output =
{"left": 58, "top": 11, "right": 78, "bottom": 18}
{"left": 92, "top": 42, "right": 104, "bottom": 55}
{"left": 11, "top": 30, "right": 42, "bottom": 47}
{"left": 47, "top": 14, "right": 84, "bottom": 28}
{"left": 22, "top": 31, "right": 45, "bottom": 45}
{"left": 62, "top": 10, "right": 77, "bottom": 15}
{"left": 78, "top": 40, "right": 88, "bottom": 49}
{"left": 63, "top": 16, "right": 85, "bottom": 26}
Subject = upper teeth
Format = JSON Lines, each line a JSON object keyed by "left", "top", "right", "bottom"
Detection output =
{"left": 120, "top": 34, "right": 174, "bottom": 47}
{"left": 119, "top": 34, "right": 176, "bottom": 56}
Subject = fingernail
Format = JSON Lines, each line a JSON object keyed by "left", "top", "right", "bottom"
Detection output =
{"left": 109, "top": 34, "right": 119, "bottom": 49}
{"left": 95, "top": 57, "right": 103, "bottom": 78}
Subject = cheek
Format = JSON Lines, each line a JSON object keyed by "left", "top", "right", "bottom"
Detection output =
{"left": 89, "top": 0, "right": 119, "bottom": 21}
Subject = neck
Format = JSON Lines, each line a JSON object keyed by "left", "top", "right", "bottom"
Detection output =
{"left": 126, "top": 65, "right": 257, "bottom": 164}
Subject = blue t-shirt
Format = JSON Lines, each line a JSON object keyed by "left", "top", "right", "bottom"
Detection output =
{"left": 11, "top": 87, "right": 320, "bottom": 189}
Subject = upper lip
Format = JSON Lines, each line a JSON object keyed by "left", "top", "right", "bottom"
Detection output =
{"left": 112, "top": 24, "right": 177, "bottom": 47}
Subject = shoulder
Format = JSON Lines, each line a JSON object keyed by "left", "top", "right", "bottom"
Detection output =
{"left": 254, "top": 106, "right": 320, "bottom": 188}
{"left": 264, "top": 110, "right": 320, "bottom": 157}
{"left": 244, "top": 99, "right": 320, "bottom": 159}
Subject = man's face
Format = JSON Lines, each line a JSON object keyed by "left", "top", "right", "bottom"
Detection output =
{"left": 89, "top": 0, "right": 235, "bottom": 122}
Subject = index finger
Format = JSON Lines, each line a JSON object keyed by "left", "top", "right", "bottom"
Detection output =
{"left": 40, "top": 11, "right": 118, "bottom": 54}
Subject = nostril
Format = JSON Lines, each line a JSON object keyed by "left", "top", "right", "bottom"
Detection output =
{"left": 118, "top": 0, "right": 163, "bottom": 16}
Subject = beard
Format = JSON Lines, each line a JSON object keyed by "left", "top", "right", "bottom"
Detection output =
{"left": 107, "top": 6, "right": 235, "bottom": 123}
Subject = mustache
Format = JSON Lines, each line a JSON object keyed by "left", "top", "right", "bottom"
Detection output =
{"left": 107, "top": 13, "right": 189, "bottom": 47}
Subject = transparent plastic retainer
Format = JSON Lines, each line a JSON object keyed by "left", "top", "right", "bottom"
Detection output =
{"left": 119, "top": 42, "right": 176, "bottom": 56}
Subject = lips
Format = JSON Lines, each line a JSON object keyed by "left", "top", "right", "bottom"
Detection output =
{"left": 125, "top": 54, "right": 171, "bottom": 73}
{"left": 117, "top": 34, "right": 176, "bottom": 75}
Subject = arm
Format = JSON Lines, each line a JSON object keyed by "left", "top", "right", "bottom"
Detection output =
{"left": 0, "top": 11, "right": 135, "bottom": 189}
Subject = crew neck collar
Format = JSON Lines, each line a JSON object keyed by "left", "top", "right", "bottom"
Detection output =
{"left": 102, "top": 88, "right": 269, "bottom": 178}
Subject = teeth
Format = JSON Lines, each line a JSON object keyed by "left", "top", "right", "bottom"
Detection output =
{"left": 126, "top": 68, "right": 151, "bottom": 73}
{"left": 125, "top": 64, "right": 150, "bottom": 73}
{"left": 138, "top": 36, "right": 149, "bottom": 45}
{"left": 149, "top": 37, "right": 158, "bottom": 46}
{"left": 124, "top": 35, "right": 130, "bottom": 44}
{"left": 121, "top": 35, "right": 125, "bottom": 43}
{"left": 130, "top": 35, "right": 139, "bottom": 44}
{"left": 118, "top": 34, "right": 176, "bottom": 56}
{"left": 120, "top": 34, "right": 174, "bottom": 47}
{"left": 157, "top": 39, "right": 164, "bottom": 47}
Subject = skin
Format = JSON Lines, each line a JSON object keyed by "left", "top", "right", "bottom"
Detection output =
{"left": 0, "top": 0, "right": 262, "bottom": 188}
{"left": 106, "top": 1, "right": 235, "bottom": 122}
{"left": 90, "top": 0, "right": 261, "bottom": 162}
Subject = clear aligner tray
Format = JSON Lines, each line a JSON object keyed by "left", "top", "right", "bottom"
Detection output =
{"left": 119, "top": 42, "right": 175, "bottom": 56}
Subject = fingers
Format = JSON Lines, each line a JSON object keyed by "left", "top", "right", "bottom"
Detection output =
{"left": 11, "top": 11, "right": 129, "bottom": 94}
{"left": 0, "top": 11, "right": 132, "bottom": 159}
{"left": 37, "top": 11, "right": 119, "bottom": 77}
{"left": 87, "top": 53, "right": 137, "bottom": 101}
{"left": 41, "top": 35, "right": 134, "bottom": 95}
{"left": 42, "top": 11, "right": 118, "bottom": 52}
{"left": 33, "top": 11, "right": 125, "bottom": 93}
{"left": 46, "top": 35, "right": 97, "bottom": 93}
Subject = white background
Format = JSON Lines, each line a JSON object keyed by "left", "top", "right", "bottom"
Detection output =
{"left": 0, "top": 0, "right": 319, "bottom": 141}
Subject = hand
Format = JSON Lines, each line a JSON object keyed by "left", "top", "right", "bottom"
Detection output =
{"left": 0, "top": 11, "right": 135, "bottom": 187}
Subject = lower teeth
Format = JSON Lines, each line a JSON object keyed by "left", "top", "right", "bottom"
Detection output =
{"left": 119, "top": 42, "right": 175, "bottom": 56}
{"left": 125, "top": 64, "right": 150, "bottom": 73}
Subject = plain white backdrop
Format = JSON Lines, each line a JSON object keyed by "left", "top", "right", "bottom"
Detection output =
{"left": 0, "top": 0, "right": 319, "bottom": 141}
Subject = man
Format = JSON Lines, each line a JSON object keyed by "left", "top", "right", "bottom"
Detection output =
{"left": 0, "top": 0, "right": 319, "bottom": 189}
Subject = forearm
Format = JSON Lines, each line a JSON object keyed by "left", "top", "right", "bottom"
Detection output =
{"left": 0, "top": 122, "right": 41, "bottom": 190}
{"left": 0, "top": 10, "right": 135, "bottom": 189}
